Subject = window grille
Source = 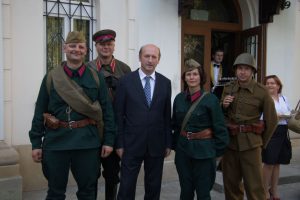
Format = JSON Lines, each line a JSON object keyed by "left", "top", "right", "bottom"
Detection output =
{"left": 243, "top": 35, "right": 258, "bottom": 69}
{"left": 44, "top": 0, "right": 95, "bottom": 71}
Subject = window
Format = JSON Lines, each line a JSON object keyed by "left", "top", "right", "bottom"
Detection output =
{"left": 44, "top": 0, "right": 95, "bottom": 71}
{"left": 181, "top": 0, "right": 239, "bottom": 23}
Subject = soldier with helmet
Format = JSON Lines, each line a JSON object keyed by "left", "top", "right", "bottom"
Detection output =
{"left": 221, "top": 53, "right": 278, "bottom": 200}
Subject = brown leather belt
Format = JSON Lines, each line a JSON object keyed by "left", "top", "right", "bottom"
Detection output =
{"left": 180, "top": 128, "right": 213, "bottom": 140}
{"left": 227, "top": 121, "right": 265, "bottom": 136}
{"left": 58, "top": 119, "right": 97, "bottom": 129}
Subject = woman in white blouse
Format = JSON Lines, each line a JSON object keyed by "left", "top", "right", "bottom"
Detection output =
{"left": 262, "top": 75, "right": 291, "bottom": 200}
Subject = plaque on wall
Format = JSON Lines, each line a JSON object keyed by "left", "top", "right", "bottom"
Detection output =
{"left": 190, "top": 9, "right": 209, "bottom": 21}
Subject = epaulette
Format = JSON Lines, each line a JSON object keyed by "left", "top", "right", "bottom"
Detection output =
{"left": 256, "top": 82, "right": 268, "bottom": 91}
{"left": 223, "top": 80, "right": 236, "bottom": 88}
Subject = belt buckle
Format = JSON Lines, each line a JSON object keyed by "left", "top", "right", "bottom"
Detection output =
{"left": 239, "top": 125, "right": 245, "bottom": 133}
{"left": 68, "top": 121, "right": 75, "bottom": 129}
{"left": 187, "top": 132, "right": 192, "bottom": 140}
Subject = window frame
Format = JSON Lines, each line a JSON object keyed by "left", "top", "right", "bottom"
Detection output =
{"left": 43, "top": 0, "right": 96, "bottom": 71}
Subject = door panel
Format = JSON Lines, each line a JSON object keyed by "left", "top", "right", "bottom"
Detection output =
{"left": 240, "top": 25, "right": 266, "bottom": 83}
{"left": 183, "top": 35, "right": 205, "bottom": 69}
{"left": 182, "top": 30, "right": 211, "bottom": 90}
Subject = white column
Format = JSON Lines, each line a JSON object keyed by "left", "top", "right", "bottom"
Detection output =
{"left": 0, "top": 1, "right": 4, "bottom": 140}
{"left": 128, "top": 0, "right": 138, "bottom": 69}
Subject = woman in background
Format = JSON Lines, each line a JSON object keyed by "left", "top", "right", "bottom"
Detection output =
{"left": 262, "top": 75, "right": 291, "bottom": 200}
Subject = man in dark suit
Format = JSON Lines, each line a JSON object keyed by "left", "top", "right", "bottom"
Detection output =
{"left": 210, "top": 48, "right": 229, "bottom": 99}
{"left": 210, "top": 48, "right": 225, "bottom": 88}
{"left": 114, "top": 44, "right": 172, "bottom": 200}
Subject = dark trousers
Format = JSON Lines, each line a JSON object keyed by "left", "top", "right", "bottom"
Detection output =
{"left": 101, "top": 150, "right": 120, "bottom": 184}
{"left": 175, "top": 149, "right": 216, "bottom": 200}
{"left": 117, "top": 152, "right": 164, "bottom": 200}
{"left": 42, "top": 149, "right": 100, "bottom": 200}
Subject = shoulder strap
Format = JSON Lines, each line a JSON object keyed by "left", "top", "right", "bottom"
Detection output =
{"left": 87, "top": 66, "right": 100, "bottom": 88}
{"left": 180, "top": 91, "right": 208, "bottom": 132}
{"left": 87, "top": 60, "right": 97, "bottom": 71}
{"left": 46, "top": 66, "right": 100, "bottom": 95}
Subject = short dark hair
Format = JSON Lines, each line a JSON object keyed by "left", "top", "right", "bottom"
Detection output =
{"left": 263, "top": 75, "right": 283, "bottom": 94}
{"left": 212, "top": 48, "right": 224, "bottom": 55}
{"left": 181, "top": 66, "right": 206, "bottom": 91}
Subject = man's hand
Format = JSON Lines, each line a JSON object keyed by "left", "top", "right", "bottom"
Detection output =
{"left": 32, "top": 149, "right": 42, "bottom": 163}
{"left": 222, "top": 95, "right": 234, "bottom": 108}
{"left": 101, "top": 145, "right": 113, "bottom": 158}
{"left": 116, "top": 148, "right": 124, "bottom": 158}
{"left": 165, "top": 148, "right": 171, "bottom": 157}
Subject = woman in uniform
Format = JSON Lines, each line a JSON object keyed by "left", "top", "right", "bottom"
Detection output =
{"left": 172, "top": 59, "right": 229, "bottom": 200}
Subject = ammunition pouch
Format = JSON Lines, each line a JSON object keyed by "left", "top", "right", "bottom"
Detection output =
{"left": 43, "top": 113, "right": 59, "bottom": 129}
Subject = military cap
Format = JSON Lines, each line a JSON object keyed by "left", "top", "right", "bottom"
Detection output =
{"left": 92, "top": 29, "right": 116, "bottom": 43}
{"left": 184, "top": 59, "right": 201, "bottom": 72}
{"left": 65, "top": 31, "right": 86, "bottom": 44}
{"left": 233, "top": 53, "right": 257, "bottom": 73}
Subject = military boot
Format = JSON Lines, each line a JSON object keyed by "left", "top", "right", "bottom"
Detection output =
{"left": 105, "top": 182, "right": 118, "bottom": 200}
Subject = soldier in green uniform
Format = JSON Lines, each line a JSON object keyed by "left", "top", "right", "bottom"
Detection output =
{"left": 29, "top": 31, "right": 116, "bottom": 200}
{"left": 87, "top": 29, "right": 131, "bottom": 200}
{"left": 221, "top": 53, "right": 278, "bottom": 200}
{"left": 172, "top": 59, "right": 229, "bottom": 200}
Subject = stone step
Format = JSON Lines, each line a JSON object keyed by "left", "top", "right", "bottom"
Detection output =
{"left": 135, "top": 152, "right": 178, "bottom": 186}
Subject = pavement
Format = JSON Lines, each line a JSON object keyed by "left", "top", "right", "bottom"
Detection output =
{"left": 23, "top": 138, "right": 300, "bottom": 200}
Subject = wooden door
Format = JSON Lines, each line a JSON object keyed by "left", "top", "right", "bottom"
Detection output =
{"left": 182, "top": 22, "right": 211, "bottom": 90}
{"left": 240, "top": 25, "right": 267, "bottom": 83}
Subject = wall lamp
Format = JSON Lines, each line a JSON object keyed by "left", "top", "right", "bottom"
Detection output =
{"left": 280, "top": 0, "right": 291, "bottom": 10}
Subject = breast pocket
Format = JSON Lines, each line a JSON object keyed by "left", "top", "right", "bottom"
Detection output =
{"left": 82, "top": 86, "right": 99, "bottom": 102}
{"left": 189, "top": 109, "right": 207, "bottom": 124}
{"left": 243, "top": 98, "right": 261, "bottom": 116}
{"left": 175, "top": 109, "right": 186, "bottom": 122}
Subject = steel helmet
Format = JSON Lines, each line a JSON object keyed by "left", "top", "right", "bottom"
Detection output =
{"left": 233, "top": 53, "right": 257, "bottom": 73}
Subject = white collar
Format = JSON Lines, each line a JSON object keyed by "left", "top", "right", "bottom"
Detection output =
{"left": 138, "top": 68, "right": 156, "bottom": 80}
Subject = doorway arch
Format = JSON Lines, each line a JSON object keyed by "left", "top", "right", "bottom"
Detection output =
{"left": 180, "top": 0, "right": 264, "bottom": 91}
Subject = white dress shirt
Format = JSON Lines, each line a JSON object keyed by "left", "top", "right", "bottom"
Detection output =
{"left": 138, "top": 68, "right": 156, "bottom": 99}
{"left": 275, "top": 95, "right": 291, "bottom": 125}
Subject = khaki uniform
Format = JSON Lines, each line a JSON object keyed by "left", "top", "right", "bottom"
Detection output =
{"left": 87, "top": 58, "right": 131, "bottom": 98}
{"left": 221, "top": 79, "right": 278, "bottom": 200}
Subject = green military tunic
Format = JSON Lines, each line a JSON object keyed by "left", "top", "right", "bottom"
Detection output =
{"left": 221, "top": 79, "right": 278, "bottom": 200}
{"left": 172, "top": 90, "right": 229, "bottom": 157}
{"left": 29, "top": 65, "right": 116, "bottom": 150}
{"left": 172, "top": 90, "right": 229, "bottom": 200}
{"left": 29, "top": 63, "right": 116, "bottom": 199}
